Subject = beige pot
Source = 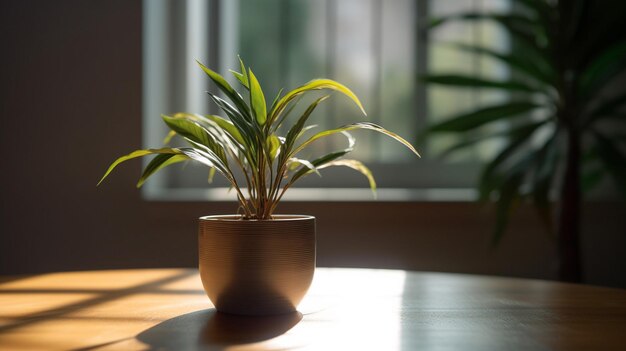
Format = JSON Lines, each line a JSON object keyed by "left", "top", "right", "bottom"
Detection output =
{"left": 198, "top": 215, "right": 316, "bottom": 315}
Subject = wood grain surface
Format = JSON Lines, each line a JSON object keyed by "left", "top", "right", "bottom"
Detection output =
{"left": 0, "top": 268, "right": 625, "bottom": 350}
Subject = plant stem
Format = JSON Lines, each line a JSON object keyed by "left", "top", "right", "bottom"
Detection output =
{"left": 269, "top": 163, "right": 287, "bottom": 209}
{"left": 556, "top": 127, "right": 582, "bottom": 282}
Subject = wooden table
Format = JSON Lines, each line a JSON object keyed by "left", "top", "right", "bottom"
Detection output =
{"left": 1, "top": 268, "right": 625, "bottom": 350}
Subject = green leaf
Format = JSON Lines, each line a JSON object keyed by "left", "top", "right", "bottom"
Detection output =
{"left": 283, "top": 95, "right": 330, "bottom": 159}
{"left": 159, "top": 115, "right": 232, "bottom": 173}
{"left": 429, "top": 101, "right": 540, "bottom": 132}
{"left": 478, "top": 115, "right": 556, "bottom": 244}
{"left": 448, "top": 43, "right": 553, "bottom": 86}
{"left": 164, "top": 112, "right": 246, "bottom": 161}
{"left": 318, "top": 159, "right": 377, "bottom": 197}
{"left": 581, "top": 168, "right": 605, "bottom": 193}
{"left": 177, "top": 145, "right": 232, "bottom": 181}
{"left": 579, "top": 41, "right": 626, "bottom": 98}
{"left": 248, "top": 68, "right": 267, "bottom": 125}
{"left": 478, "top": 124, "right": 541, "bottom": 201}
{"left": 289, "top": 149, "right": 351, "bottom": 185}
{"left": 161, "top": 115, "right": 211, "bottom": 146}
{"left": 516, "top": 0, "right": 551, "bottom": 18}
{"left": 269, "top": 88, "right": 284, "bottom": 114}
{"left": 287, "top": 157, "right": 320, "bottom": 176}
{"left": 229, "top": 70, "right": 248, "bottom": 88}
{"left": 273, "top": 95, "right": 303, "bottom": 132}
{"left": 422, "top": 75, "right": 536, "bottom": 93}
{"left": 98, "top": 148, "right": 181, "bottom": 186}
{"left": 197, "top": 60, "right": 251, "bottom": 121}
{"left": 208, "top": 167, "right": 217, "bottom": 183}
{"left": 429, "top": 13, "right": 547, "bottom": 52}
{"left": 432, "top": 8, "right": 558, "bottom": 71}
{"left": 296, "top": 124, "right": 318, "bottom": 139}
{"left": 585, "top": 92, "right": 626, "bottom": 125}
{"left": 492, "top": 173, "right": 523, "bottom": 246}
{"left": 267, "top": 134, "right": 281, "bottom": 161}
{"left": 569, "top": 8, "right": 625, "bottom": 71}
{"left": 488, "top": 146, "right": 540, "bottom": 245}
{"left": 594, "top": 132, "right": 626, "bottom": 199}
{"left": 427, "top": 17, "right": 446, "bottom": 29}
{"left": 228, "top": 56, "right": 250, "bottom": 89}
{"left": 294, "top": 122, "right": 420, "bottom": 158}
{"left": 207, "top": 93, "right": 259, "bottom": 152}
{"left": 205, "top": 114, "right": 246, "bottom": 146}
{"left": 238, "top": 56, "right": 249, "bottom": 86}
{"left": 438, "top": 120, "right": 547, "bottom": 158}
{"left": 270, "top": 79, "right": 366, "bottom": 125}
{"left": 137, "top": 153, "right": 189, "bottom": 188}
{"left": 207, "top": 94, "right": 248, "bottom": 127}
{"left": 197, "top": 60, "right": 234, "bottom": 95}
{"left": 429, "top": 13, "right": 534, "bottom": 31}
{"left": 162, "top": 130, "right": 177, "bottom": 145}
{"left": 530, "top": 135, "right": 557, "bottom": 237}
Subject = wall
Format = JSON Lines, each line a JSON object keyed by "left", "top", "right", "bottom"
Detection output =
{"left": 1, "top": 0, "right": 625, "bottom": 288}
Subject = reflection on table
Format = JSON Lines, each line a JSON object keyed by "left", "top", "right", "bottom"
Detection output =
{"left": 1, "top": 268, "right": 625, "bottom": 350}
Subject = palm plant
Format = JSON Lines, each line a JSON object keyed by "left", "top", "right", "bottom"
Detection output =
{"left": 424, "top": 0, "right": 626, "bottom": 282}
{"left": 99, "top": 57, "right": 420, "bottom": 219}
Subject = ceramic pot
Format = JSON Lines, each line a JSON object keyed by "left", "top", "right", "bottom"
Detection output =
{"left": 198, "top": 215, "right": 316, "bottom": 315}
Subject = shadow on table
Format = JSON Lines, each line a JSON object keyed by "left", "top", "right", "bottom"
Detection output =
{"left": 136, "top": 309, "right": 302, "bottom": 350}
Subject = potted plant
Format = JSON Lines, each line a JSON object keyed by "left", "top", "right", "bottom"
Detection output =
{"left": 423, "top": 0, "right": 626, "bottom": 282}
{"left": 99, "top": 57, "right": 420, "bottom": 315}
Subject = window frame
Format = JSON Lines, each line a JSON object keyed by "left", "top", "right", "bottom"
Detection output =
{"left": 142, "top": 0, "right": 497, "bottom": 202}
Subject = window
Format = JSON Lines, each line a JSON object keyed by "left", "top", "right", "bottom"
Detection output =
{"left": 143, "top": 0, "right": 510, "bottom": 201}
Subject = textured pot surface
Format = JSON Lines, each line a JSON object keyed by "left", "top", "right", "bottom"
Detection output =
{"left": 198, "top": 215, "right": 316, "bottom": 315}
